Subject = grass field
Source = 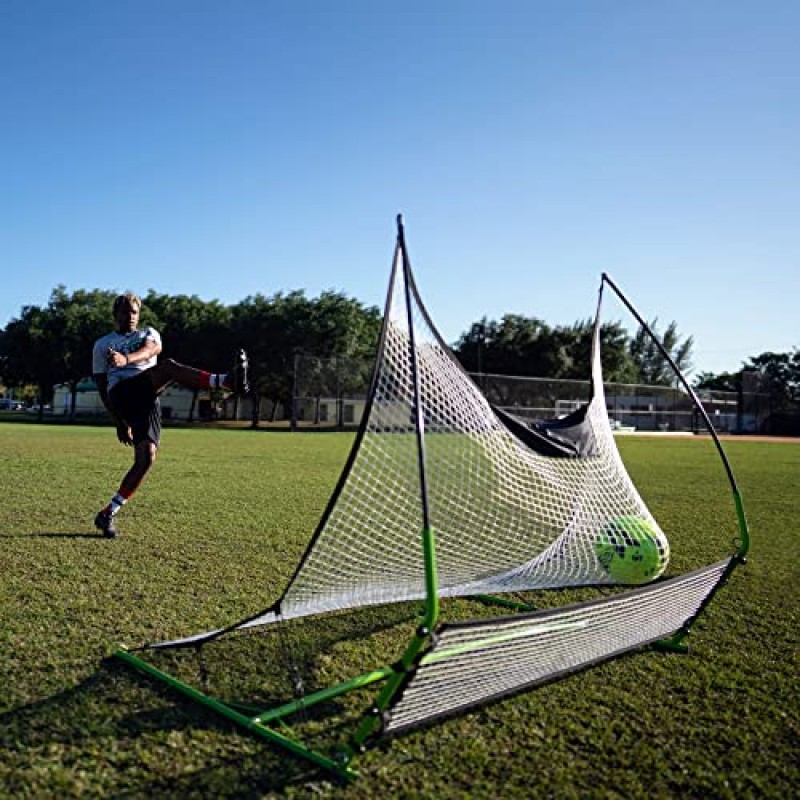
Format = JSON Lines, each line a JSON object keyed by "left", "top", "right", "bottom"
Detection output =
{"left": 0, "top": 421, "right": 797, "bottom": 798}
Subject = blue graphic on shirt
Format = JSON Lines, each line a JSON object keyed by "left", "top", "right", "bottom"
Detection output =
{"left": 93, "top": 326, "right": 162, "bottom": 391}
{"left": 116, "top": 331, "right": 148, "bottom": 356}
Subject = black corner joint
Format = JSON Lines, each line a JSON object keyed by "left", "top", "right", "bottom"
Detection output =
{"left": 348, "top": 735, "right": 368, "bottom": 755}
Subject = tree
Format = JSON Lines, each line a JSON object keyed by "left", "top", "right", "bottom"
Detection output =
{"left": 0, "top": 287, "right": 119, "bottom": 418}
{"left": 694, "top": 351, "right": 800, "bottom": 404}
{"left": 1, "top": 303, "right": 62, "bottom": 419}
{"left": 48, "top": 287, "right": 117, "bottom": 417}
{"left": 550, "top": 319, "right": 640, "bottom": 383}
{"left": 454, "top": 314, "right": 642, "bottom": 384}
{"left": 0, "top": 329, "right": 7, "bottom": 392}
{"left": 143, "top": 292, "right": 232, "bottom": 368}
{"left": 230, "top": 291, "right": 306, "bottom": 424}
{"left": 628, "top": 319, "right": 694, "bottom": 386}
{"left": 142, "top": 292, "right": 233, "bottom": 421}
{"left": 306, "top": 291, "right": 381, "bottom": 360}
{"left": 694, "top": 371, "right": 740, "bottom": 392}
{"left": 454, "top": 315, "right": 567, "bottom": 377}
{"left": 743, "top": 350, "right": 800, "bottom": 407}
{"left": 230, "top": 290, "right": 380, "bottom": 425}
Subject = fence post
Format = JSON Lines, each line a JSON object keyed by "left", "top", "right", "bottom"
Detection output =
{"left": 291, "top": 351, "right": 299, "bottom": 432}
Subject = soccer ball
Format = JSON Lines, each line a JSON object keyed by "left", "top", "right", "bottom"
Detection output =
{"left": 595, "top": 516, "right": 669, "bottom": 584}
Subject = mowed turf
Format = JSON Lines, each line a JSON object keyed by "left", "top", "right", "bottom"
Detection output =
{"left": 0, "top": 421, "right": 797, "bottom": 798}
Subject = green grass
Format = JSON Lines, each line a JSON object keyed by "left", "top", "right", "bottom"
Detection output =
{"left": 0, "top": 422, "right": 797, "bottom": 798}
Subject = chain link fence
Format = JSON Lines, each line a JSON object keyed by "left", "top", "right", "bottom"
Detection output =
{"left": 474, "top": 373, "right": 772, "bottom": 433}
{"left": 291, "top": 354, "right": 373, "bottom": 430}
{"left": 291, "top": 355, "right": 785, "bottom": 434}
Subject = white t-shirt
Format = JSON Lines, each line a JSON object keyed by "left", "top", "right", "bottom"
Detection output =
{"left": 92, "top": 327, "right": 162, "bottom": 391}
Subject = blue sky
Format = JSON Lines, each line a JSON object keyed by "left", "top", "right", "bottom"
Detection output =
{"left": 2, "top": 1, "right": 798, "bottom": 376}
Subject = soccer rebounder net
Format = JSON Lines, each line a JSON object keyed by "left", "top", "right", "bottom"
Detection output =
{"left": 112, "top": 216, "right": 750, "bottom": 781}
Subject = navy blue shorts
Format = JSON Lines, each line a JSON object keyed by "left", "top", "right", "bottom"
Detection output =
{"left": 109, "top": 372, "right": 162, "bottom": 447}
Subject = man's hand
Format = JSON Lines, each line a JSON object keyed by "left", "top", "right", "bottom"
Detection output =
{"left": 116, "top": 421, "right": 134, "bottom": 446}
{"left": 107, "top": 348, "right": 128, "bottom": 368}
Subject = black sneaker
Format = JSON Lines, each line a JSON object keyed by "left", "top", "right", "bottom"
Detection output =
{"left": 94, "top": 509, "right": 119, "bottom": 539}
{"left": 226, "top": 349, "right": 250, "bottom": 394}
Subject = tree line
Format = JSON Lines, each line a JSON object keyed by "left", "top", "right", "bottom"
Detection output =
{"left": 0, "top": 286, "right": 382, "bottom": 421}
{"left": 1, "top": 285, "right": 796, "bottom": 422}
{"left": 455, "top": 315, "right": 799, "bottom": 414}
{"left": 454, "top": 315, "right": 693, "bottom": 385}
{"left": 694, "top": 351, "right": 800, "bottom": 410}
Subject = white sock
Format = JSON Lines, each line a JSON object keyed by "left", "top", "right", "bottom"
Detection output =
{"left": 109, "top": 493, "right": 128, "bottom": 516}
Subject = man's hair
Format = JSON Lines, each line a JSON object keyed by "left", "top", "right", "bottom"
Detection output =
{"left": 113, "top": 292, "right": 142, "bottom": 314}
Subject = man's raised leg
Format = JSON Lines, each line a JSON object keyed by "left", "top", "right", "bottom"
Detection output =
{"left": 146, "top": 351, "right": 249, "bottom": 395}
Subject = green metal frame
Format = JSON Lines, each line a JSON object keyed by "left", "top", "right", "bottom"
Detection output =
{"left": 653, "top": 490, "right": 749, "bottom": 653}
{"left": 113, "top": 646, "right": 370, "bottom": 781}
{"left": 475, "top": 593, "right": 538, "bottom": 613}
{"left": 112, "top": 523, "right": 441, "bottom": 781}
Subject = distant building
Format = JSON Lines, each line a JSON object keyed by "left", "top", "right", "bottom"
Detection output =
{"left": 52, "top": 380, "right": 251, "bottom": 421}
{"left": 293, "top": 396, "right": 366, "bottom": 427}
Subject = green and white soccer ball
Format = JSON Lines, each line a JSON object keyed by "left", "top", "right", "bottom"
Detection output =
{"left": 595, "top": 516, "right": 669, "bottom": 584}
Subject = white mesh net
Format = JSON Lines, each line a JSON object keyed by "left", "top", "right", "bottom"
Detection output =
{"left": 152, "top": 239, "right": 670, "bottom": 648}
{"left": 383, "top": 559, "right": 730, "bottom": 734}
{"left": 261, "top": 244, "right": 668, "bottom": 618}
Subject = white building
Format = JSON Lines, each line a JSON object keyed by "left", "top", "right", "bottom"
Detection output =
{"left": 52, "top": 380, "right": 247, "bottom": 421}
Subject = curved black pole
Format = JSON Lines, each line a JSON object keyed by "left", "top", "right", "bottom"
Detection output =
{"left": 397, "top": 214, "right": 432, "bottom": 531}
{"left": 601, "top": 273, "right": 749, "bottom": 560}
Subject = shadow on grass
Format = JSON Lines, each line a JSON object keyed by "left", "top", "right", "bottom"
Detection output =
{"left": 0, "top": 531, "right": 108, "bottom": 539}
{"left": 0, "top": 605, "right": 420, "bottom": 795}
{"left": 0, "top": 666, "right": 330, "bottom": 795}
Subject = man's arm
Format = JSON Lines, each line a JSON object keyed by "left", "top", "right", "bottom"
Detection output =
{"left": 106, "top": 336, "right": 163, "bottom": 368}
{"left": 94, "top": 373, "right": 114, "bottom": 414}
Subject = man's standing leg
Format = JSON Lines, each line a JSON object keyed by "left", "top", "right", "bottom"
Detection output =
{"left": 95, "top": 374, "right": 162, "bottom": 539}
{"left": 95, "top": 439, "right": 158, "bottom": 538}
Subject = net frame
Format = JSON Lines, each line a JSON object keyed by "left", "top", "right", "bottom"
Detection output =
{"left": 111, "top": 216, "right": 750, "bottom": 780}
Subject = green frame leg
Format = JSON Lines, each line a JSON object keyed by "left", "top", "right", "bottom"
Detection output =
{"left": 113, "top": 646, "right": 364, "bottom": 781}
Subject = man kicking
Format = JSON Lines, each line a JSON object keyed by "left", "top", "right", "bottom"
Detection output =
{"left": 92, "top": 292, "right": 249, "bottom": 538}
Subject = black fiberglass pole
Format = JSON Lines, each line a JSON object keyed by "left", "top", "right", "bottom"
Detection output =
{"left": 601, "top": 272, "right": 749, "bottom": 559}
{"left": 397, "top": 214, "right": 431, "bottom": 530}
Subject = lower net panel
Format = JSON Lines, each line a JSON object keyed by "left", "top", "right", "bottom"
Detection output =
{"left": 383, "top": 559, "right": 731, "bottom": 735}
